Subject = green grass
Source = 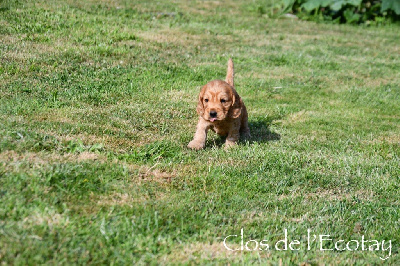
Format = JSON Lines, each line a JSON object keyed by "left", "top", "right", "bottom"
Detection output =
{"left": 1, "top": 0, "right": 399, "bottom": 264}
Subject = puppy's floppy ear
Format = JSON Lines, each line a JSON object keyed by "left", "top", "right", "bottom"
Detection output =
{"left": 196, "top": 85, "right": 207, "bottom": 116}
{"left": 230, "top": 89, "right": 242, "bottom": 119}
{"left": 226, "top": 58, "right": 234, "bottom": 87}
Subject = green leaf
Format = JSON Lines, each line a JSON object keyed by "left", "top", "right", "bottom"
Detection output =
{"left": 343, "top": 8, "right": 361, "bottom": 23}
{"left": 89, "top": 143, "right": 104, "bottom": 152}
{"left": 301, "top": 0, "right": 331, "bottom": 12}
{"left": 330, "top": 0, "right": 362, "bottom": 11}
{"left": 382, "top": 0, "right": 400, "bottom": 15}
{"left": 283, "top": 0, "right": 296, "bottom": 12}
{"left": 283, "top": 0, "right": 296, "bottom": 9}
{"left": 347, "top": 0, "right": 362, "bottom": 5}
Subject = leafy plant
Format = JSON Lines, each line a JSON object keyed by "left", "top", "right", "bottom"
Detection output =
{"left": 64, "top": 139, "right": 104, "bottom": 153}
{"left": 284, "top": 0, "right": 400, "bottom": 24}
{"left": 381, "top": 0, "right": 400, "bottom": 14}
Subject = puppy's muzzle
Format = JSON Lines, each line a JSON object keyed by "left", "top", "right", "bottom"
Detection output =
{"left": 209, "top": 110, "right": 217, "bottom": 118}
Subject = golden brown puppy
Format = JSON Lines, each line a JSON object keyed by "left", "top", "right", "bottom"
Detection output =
{"left": 188, "top": 58, "right": 250, "bottom": 150}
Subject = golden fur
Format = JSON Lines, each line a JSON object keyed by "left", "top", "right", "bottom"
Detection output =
{"left": 188, "top": 59, "right": 250, "bottom": 150}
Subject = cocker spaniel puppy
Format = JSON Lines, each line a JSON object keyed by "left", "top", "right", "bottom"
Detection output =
{"left": 188, "top": 59, "right": 250, "bottom": 150}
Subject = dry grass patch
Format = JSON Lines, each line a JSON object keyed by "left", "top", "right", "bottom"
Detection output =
{"left": 34, "top": 112, "right": 75, "bottom": 124}
{"left": 363, "top": 133, "right": 400, "bottom": 145}
{"left": 163, "top": 89, "right": 193, "bottom": 103}
{"left": 35, "top": 127, "right": 142, "bottom": 152}
{"left": 36, "top": 129, "right": 106, "bottom": 145}
{"left": 96, "top": 168, "right": 172, "bottom": 206}
{"left": 295, "top": 133, "right": 327, "bottom": 142}
{"left": 136, "top": 28, "right": 205, "bottom": 48}
{"left": 20, "top": 208, "right": 70, "bottom": 230}
{"left": 275, "top": 188, "right": 375, "bottom": 203}
{"left": 0, "top": 150, "right": 106, "bottom": 170}
{"left": 96, "top": 192, "right": 138, "bottom": 207}
{"left": 179, "top": 1, "right": 241, "bottom": 16}
{"left": 0, "top": 150, "right": 48, "bottom": 165}
{"left": 285, "top": 110, "right": 309, "bottom": 124}
{"left": 135, "top": 166, "right": 176, "bottom": 184}
{"left": 136, "top": 26, "right": 234, "bottom": 52}
{"left": 246, "top": 70, "right": 299, "bottom": 81}
{"left": 305, "top": 188, "right": 375, "bottom": 202}
{"left": 0, "top": 35, "right": 57, "bottom": 61}
{"left": 159, "top": 242, "right": 245, "bottom": 263}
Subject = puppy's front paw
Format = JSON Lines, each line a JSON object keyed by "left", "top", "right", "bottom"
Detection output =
{"left": 224, "top": 140, "right": 237, "bottom": 150}
{"left": 242, "top": 131, "right": 251, "bottom": 139}
{"left": 187, "top": 140, "right": 205, "bottom": 150}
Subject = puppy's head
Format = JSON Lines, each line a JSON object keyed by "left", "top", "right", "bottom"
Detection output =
{"left": 196, "top": 80, "right": 241, "bottom": 122}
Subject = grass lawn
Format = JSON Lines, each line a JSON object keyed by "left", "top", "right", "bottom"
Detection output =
{"left": 1, "top": 0, "right": 399, "bottom": 264}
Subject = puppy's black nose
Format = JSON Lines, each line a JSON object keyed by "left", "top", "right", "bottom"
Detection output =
{"left": 210, "top": 111, "right": 217, "bottom": 118}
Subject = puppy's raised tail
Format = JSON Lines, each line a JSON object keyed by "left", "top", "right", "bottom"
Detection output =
{"left": 226, "top": 58, "right": 234, "bottom": 87}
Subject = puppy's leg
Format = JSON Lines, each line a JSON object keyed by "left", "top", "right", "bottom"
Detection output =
{"left": 240, "top": 108, "right": 251, "bottom": 138}
{"left": 241, "top": 124, "right": 251, "bottom": 139}
{"left": 188, "top": 119, "right": 209, "bottom": 150}
{"left": 225, "top": 122, "right": 240, "bottom": 148}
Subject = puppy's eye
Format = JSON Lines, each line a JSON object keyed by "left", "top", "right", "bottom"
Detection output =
{"left": 220, "top": 99, "right": 226, "bottom": 103}
{"left": 204, "top": 99, "right": 209, "bottom": 102}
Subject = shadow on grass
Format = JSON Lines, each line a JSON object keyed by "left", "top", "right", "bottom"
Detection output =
{"left": 247, "top": 118, "right": 281, "bottom": 143}
{"left": 204, "top": 116, "right": 281, "bottom": 148}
